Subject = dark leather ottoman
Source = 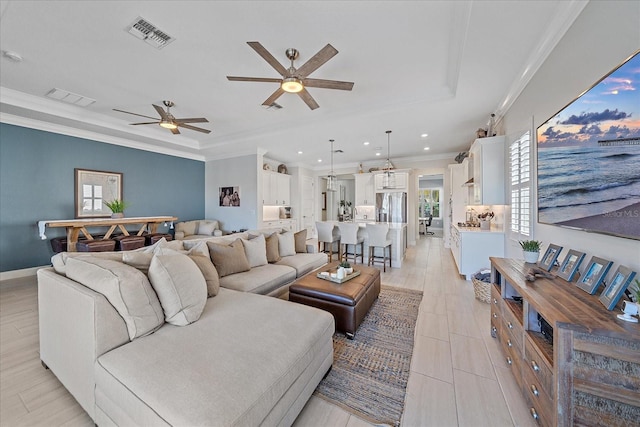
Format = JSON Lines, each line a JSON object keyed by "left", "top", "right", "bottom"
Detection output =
{"left": 76, "top": 239, "right": 116, "bottom": 252}
{"left": 144, "top": 233, "right": 173, "bottom": 246}
{"left": 114, "top": 235, "right": 146, "bottom": 251}
{"left": 289, "top": 262, "right": 380, "bottom": 339}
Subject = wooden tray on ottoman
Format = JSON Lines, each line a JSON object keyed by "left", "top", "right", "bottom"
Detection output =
{"left": 316, "top": 269, "right": 361, "bottom": 284}
{"left": 289, "top": 262, "right": 380, "bottom": 339}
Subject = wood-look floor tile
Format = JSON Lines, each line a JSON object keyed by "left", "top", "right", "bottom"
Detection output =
{"left": 450, "top": 334, "right": 496, "bottom": 380}
{"left": 410, "top": 335, "right": 453, "bottom": 383}
{"left": 453, "top": 369, "right": 513, "bottom": 427}
{"left": 446, "top": 310, "right": 482, "bottom": 338}
{"left": 402, "top": 372, "right": 458, "bottom": 427}
{"left": 415, "top": 312, "right": 449, "bottom": 342}
{"left": 493, "top": 366, "right": 538, "bottom": 427}
{"left": 293, "top": 395, "right": 350, "bottom": 427}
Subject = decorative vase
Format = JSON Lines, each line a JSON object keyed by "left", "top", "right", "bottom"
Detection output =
{"left": 111, "top": 212, "right": 124, "bottom": 219}
{"left": 480, "top": 220, "right": 491, "bottom": 230}
{"left": 523, "top": 250, "right": 539, "bottom": 264}
{"left": 337, "top": 267, "right": 346, "bottom": 280}
{"left": 345, "top": 268, "right": 353, "bottom": 275}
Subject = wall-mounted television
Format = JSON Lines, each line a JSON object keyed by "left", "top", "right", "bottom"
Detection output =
{"left": 537, "top": 50, "right": 640, "bottom": 241}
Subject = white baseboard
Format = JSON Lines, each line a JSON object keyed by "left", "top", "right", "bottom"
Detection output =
{"left": 0, "top": 266, "right": 47, "bottom": 282}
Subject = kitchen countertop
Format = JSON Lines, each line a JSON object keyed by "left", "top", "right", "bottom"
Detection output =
{"left": 453, "top": 223, "right": 504, "bottom": 233}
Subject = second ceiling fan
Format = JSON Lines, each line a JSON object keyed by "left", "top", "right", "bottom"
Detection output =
{"left": 227, "top": 42, "right": 354, "bottom": 110}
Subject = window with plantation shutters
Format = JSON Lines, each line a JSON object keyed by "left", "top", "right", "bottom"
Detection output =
{"left": 510, "top": 132, "right": 531, "bottom": 239}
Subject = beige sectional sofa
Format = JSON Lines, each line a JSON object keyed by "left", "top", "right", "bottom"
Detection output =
{"left": 174, "top": 219, "right": 223, "bottom": 239}
{"left": 39, "top": 236, "right": 334, "bottom": 426}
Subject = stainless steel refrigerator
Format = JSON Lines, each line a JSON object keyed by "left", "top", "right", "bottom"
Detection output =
{"left": 376, "top": 192, "right": 407, "bottom": 223}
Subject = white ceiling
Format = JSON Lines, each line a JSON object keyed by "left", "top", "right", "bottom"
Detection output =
{"left": 0, "top": 0, "right": 587, "bottom": 169}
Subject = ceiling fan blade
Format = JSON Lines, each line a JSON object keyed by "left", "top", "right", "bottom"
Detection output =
{"left": 296, "top": 44, "right": 338, "bottom": 78}
{"left": 170, "top": 127, "right": 180, "bottom": 135}
{"left": 177, "top": 123, "right": 211, "bottom": 134}
{"left": 130, "top": 121, "right": 161, "bottom": 125}
{"left": 153, "top": 104, "right": 170, "bottom": 121}
{"left": 227, "top": 76, "right": 282, "bottom": 83}
{"left": 303, "top": 78, "right": 354, "bottom": 91}
{"left": 174, "top": 117, "right": 209, "bottom": 124}
{"left": 113, "top": 109, "right": 159, "bottom": 121}
{"left": 297, "top": 88, "right": 319, "bottom": 110}
{"left": 262, "top": 87, "right": 285, "bottom": 106}
{"left": 247, "top": 41, "right": 288, "bottom": 77}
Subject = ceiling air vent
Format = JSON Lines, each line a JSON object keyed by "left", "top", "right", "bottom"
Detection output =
{"left": 46, "top": 88, "right": 96, "bottom": 107}
{"left": 126, "top": 17, "right": 174, "bottom": 50}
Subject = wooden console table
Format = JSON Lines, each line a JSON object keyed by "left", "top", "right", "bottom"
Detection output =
{"left": 38, "top": 216, "right": 178, "bottom": 251}
{"left": 490, "top": 257, "right": 639, "bottom": 426}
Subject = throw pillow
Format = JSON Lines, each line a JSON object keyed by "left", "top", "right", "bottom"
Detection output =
{"left": 197, "top": 221, "right": 218, "bottom": 236}
{"left": 265, "top": 232, "right": 281, "bottom": 263}
{"left": 176, "top": 221, "right": 197, "bottom": 236}
{"left": 181, "top": 240, "right": 210, "bottom": 257}
{"left": 294, "top": 229, "right": 308, "bottom": 253}
{"left": 206, "top": 239, "right": 251, "bottom": 277}
{"left": 148, "top": 253, "right": 207, "bottom": 326}
{"left": 66, "top": 257, "right": 164, "bottom": 340}
{"left": 241, "top": 234, "right": 268, "bottom": 268}
{"left": 122, "top": 251, "right": 154, "bottom": 274}
{"left": 278, "top": 231, "right": 296, "bottom": 257}
{"left": 188, "top": 254, "right": 220, "bottom": 297}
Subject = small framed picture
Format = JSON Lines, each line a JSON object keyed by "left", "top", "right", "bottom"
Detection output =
{"left": 577, "top": 256, "right": 613, "bottom": 294}
{"left": 556, "top": 250, "right": 586, "bottom": 282}
{"left": 538, "top": 244, "right": 562, "bottom": 271}
{"left": 599, "top": 266, "right": 637, "bottom": 310}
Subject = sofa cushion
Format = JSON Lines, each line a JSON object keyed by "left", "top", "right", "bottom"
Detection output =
{"left": 176, "top": 220, "right": 198, "bottom": 236}
{"left": 265, "top": 232, "right": 281, "bottom": 263}
{"left": 278, "top": 231, "right": 296, "bottom": 257}
{"left": 122, "top": 251, "right": 154, "bottom": 275}
{"left": 65, "top": 257, "right": 164, "bottom": 340}
{"left": 294, "top": 229, "right": 308, "bottom": 253}
{"left": 207, "top": 239, "right": 250, "bottom": 278}
{"left": 219, "top": 264, "right": 296, "bottom": 295}
{"left": 94, "top": 288, "right": 334, "bottom": 427}
{"left": 51, "top": 251, "right": 123, "bottom": 276}
{"left": 197, "top": 221, "right": 218, "bottom": 236}
{"left": 148, "top": 253, "right": 207, "bottom": 326}
{"left": 276, "top": 253, "right": 328, "bottom": 277}
{"left": 241, "top": 234, "right": 268, "bottom": 268}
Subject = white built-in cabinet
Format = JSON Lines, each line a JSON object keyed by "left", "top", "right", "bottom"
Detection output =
{"left": 373, "top": 171, "right": 409, "bottom": 191}
{"left": 451, "top": 226, "right": 505, "bottom": 279}
{"left": 261, "top": 219, "right": 296, "bottom": 232}
{"left": 469, "top": 136, "right": 505, "bottom": 205}
{"left": 354, "top": 173, "right": 375, "bottom": 205}
{"left": 262, "top": 171, "right": 291, "bottom": 206}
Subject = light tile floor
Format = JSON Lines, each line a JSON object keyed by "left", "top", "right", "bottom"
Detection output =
{"left": 0, "top": 235, "right": 535, "bottom": 426}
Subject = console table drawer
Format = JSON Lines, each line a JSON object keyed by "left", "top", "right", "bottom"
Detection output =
{"left": 524, "top": 335, "right": 554, "bottom": 398}
{"left": 491, "top": 285, "right": 501, "bottom": 308}
{"left": 500, "top": 326, "right": 523, "bottom": 388}
{"left": 502, "top": 307, "right": 523, "bottom": 352}
{"left": 522, "top": 361, "right": 553, "bottom": 426}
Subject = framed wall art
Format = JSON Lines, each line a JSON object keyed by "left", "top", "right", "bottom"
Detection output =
{"left": 556, "top": 250, "right": 586, "bottom": 282}
{"left": 75, "top": 168, "right": 122, "bottom": 218}
{"left": 538, "top": 244, "right": 562, "bottom": 271}
{"left": 576, "top": 256, "right": 613, "bottom": 294}
{"left": 219, "top": 186, "right": 240, "bottom": 207}
{"left": 599, "top": 265, "right": 637, "bottom": 310}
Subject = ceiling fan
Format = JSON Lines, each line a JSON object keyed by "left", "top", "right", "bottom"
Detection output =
{"left": 113, "top": 101, "right": 210, "bottom": 134}
{"left": 227, "top": 42, "right": 354, "bottom": 110}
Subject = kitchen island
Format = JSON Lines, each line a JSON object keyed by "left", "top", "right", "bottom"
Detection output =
{"left": 329, "top": 221, "right": 408, "bottom": 268}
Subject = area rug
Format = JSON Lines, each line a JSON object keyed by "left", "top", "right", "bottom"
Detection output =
{"left": 313, "top": 285, "right": 423, "bottom": 427}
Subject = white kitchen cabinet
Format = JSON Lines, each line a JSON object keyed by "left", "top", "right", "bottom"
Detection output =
{"left": 374, "top": 171, "right": 408, "bottom": 191}
{"left": 469, "top": 135, "right": 505, "bottom": 205}
{"left": 262, "top": 219, "right": 296, "bottom": 232}
{"left": 450, "top": 225, "right": 504, "bottom": 279}
{"left": 354, "top": 173, "right": 375, "bottom": 205}
{"left": 263, "top": 171, "right": 290, "bottom": 206}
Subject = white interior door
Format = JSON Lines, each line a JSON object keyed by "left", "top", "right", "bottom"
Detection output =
{"left": 302, "top": 176, "right": 315, "bottom": 236}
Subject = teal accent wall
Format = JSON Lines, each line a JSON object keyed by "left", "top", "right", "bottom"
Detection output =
{"left": 0, "top": 123, "right": 205, "bottom": 272}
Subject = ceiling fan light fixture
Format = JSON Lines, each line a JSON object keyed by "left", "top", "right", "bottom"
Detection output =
{"left": 281, "top": 77, "right": 304, "bottom": 93}
{"left": 327, "top": 139, "right": 338, "bottom": 192}
{"left": 159, "top": 120, "right": 178, "bottom": 130}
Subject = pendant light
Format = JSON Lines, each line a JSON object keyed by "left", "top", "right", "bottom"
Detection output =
{"left": 327, "top": 139, "right": 337, "bottom": 192}
{"left": 382, "top": 130, "right": 395, "bottom": 189}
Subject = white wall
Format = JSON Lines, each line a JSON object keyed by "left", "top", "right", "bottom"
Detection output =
{"left": 205, "top": 154, "right": 259, "bottom": 231}
{"left": 501, "top": 1, "right": 640, "bottom": 273}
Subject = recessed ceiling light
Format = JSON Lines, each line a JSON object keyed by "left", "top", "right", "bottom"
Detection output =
{"left": 363, "top": 141, "right": 370, "bottom": 146}
{"left": 318, "top": 159, "right": 322, "bottom": 162}
{"left": 298, "top": 151, "right": 303, "bottom": 154}
{"left": 418, "top": 175, "right": 424, "bottom": 178}
{"left": 421, "top": 133, "right": 428, "bottom": 138}
{"left": 375, "top": 152, "right": 381, "bottom": 156}
{"left": 423, "top": 147, "right": 430, "bottom": 150}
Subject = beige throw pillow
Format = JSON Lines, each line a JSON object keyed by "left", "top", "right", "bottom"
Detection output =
{"left": 197, "top": 221, "right": 218, "bottom": 236}
{"left": 66, "top": 257, "right": 164, "bottom": 340}
{"left": 242, "top": 234, "right": 268, "bottom": 268}
{"left": 278, "top": 231, "right": 296, "bottom": 257}
{"left": 265, "top": 232, "right": 281, "bottom": 263}
{"left": 206, "top": 239, "right": 251, "bottom": 277}
{"left": 176, "top": 221, "right": 197, "bottom": 236}
{"left": 148, "top": 253, "right": 207, "bottom": 326}
{"left": 294, "top": 229, "right": 308, "bottom": 253}
{"left": 188, "top": 254, "right": 220, "bottom": 297}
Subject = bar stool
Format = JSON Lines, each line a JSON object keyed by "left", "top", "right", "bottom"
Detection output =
{"left": 316, "top": 221, "right": 340, "bottom": 261}
{"left": 366, "top": 223, "right": 392, "bottom": 272}
{"left": 337, "top": 223, "right": 364, "bottom": 264}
